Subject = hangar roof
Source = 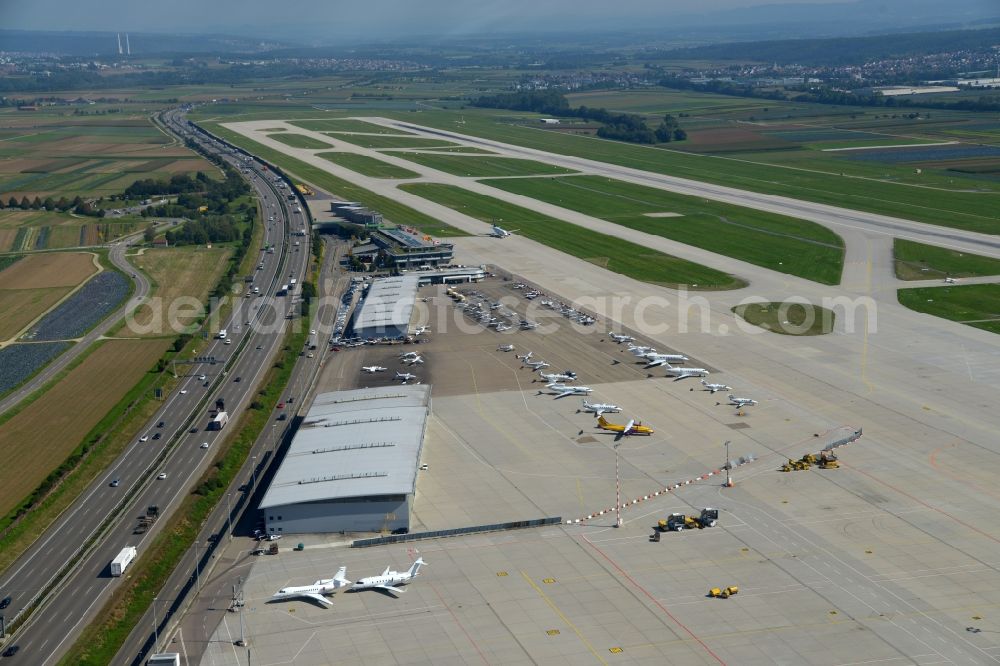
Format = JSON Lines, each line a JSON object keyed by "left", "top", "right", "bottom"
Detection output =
{"left": 351, "top": 274, "right": 418, "bottom": 335}
{"left": 259, "top": 384, "right": 429, "bottom": 509}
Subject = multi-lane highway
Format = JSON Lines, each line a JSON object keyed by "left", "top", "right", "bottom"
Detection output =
{"left": 0, "top": 108, "right": 312, "bottom": 664}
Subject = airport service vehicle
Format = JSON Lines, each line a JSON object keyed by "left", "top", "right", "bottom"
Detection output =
{"left": 352, "top": 558, "right": 426, "bottom": 595}
{"left": 658, "top": 508, "right": 719, "bottom": 532}
{"left": 110, "top": 546, "right": 138, "bottom": 577}
{"left": 270, "top": 567, "right": 351, "bottom": 607}
{"left": 709, "top": 586, "right": 739, "bottom": 599}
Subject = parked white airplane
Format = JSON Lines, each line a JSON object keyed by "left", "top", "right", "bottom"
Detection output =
{"left": 497, "top": 344, "right": 515, "bottom": 352}
{"left": 399, "top": 351, "right": 421, "bottom": 360}
{"left": 403, "top": 355, "right": 424, "bottom": 365}
{"left": 609, "top": 333, "right": 635, "bottom": 343}
{"left": 516, "top": 351, "right": 533, "bottom": 361}
{"left": 728, "top": 395, "right": 759, "bottom": 407}
{"left": 352, "top": 558, "right": 426, "bottom": 595}
{"left": 627, "top": 344, "right": 655, "bottom": 356}
{"left": 664, "top": 364, "right": 709, "bottom": 380}
{"left": 539, "top": 371, "right": 576, "bottom": 383}
{"left": 700, "top": 380, "right": 732, "bottom": 393}
{"left": 395, "top": 371, "right": 418, "bottom": 382}
{"left": 524, "top": 360, "right": 549, "bottom": 370}
{"left": 642, "top": 353, "right": 689, "bottom": 367}
{"left": 546, "top": 383, "right": 593, "bottom": 398}
{"left": 490, "top": 225, "right": 518, "bottom": 238}
{"left": 271, "top": 567, "right": 351, "bottom": 607}
{"left": 579, "top": 399, "right": 622, "bottom": 416}
{"left": 413, "top": 325, "right": 431, "bottom": 335}
{"left": 361, "top": 366, "right": 387, "bottom": 373}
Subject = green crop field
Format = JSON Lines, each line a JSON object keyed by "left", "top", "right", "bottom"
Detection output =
{"left": 898, "top": 284, "right": 1000, "bottom": 334}
{"left": 325, "top": 133, "right": 458, "bottom": 150}
{"left": 373, "top": 109, "right": 1000, "bottom": 233}
{"left": 266, "top": 132, "right": 334, "bottom": 149}
{"left": 893, "top": 238, "right": 1000, "bottom": 280}
{"left": 391, "top": 153, "right": 576, "bottom": 177}
{"left": 483, "top": 175, "right": 844, "bottom": 284}
{"left": 291, "top": 119, "right": 414, "bottom": 134}
{"left": 400, "top": 182, "right": 744, "bottom": 290}
{"left": 206, "top": 123, "right": 465, "bottom": 237}
{"left": 316, "top": 152, "right": 420, "bottom": 179}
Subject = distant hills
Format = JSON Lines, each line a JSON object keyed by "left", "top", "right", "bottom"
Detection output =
{"left": 0, "top": 30, "right": 281, "bottom": 56}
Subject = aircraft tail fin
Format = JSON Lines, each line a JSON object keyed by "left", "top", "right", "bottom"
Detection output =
{"left": 334, "top": 566, "right": 351, "bottom": 587}
{"left": 597, "top": 415, "right": 609, "bottom": 426}
{"left": 408, "top": 557, "right": 426, "bottom": 578}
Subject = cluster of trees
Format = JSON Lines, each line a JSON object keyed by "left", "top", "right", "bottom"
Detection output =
{"left": 1, "top": 194, "right": 104, "bottom": 217}
{"left": 472, "top": 90, "right": 685, "bottom": 144}
{"left": 163, "top": 217, "right": 245, "bottom": 246}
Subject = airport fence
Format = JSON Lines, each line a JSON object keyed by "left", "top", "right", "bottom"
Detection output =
{"left": 351, "top": 516, "right": 562, "bottom": 548}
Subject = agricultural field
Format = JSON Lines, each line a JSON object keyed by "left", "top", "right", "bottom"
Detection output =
{"left": 0, "top": 337, "right": 172, "bottom": 519}
{"left": 401, "top": 182, "right": 743, "bottom": 289}
{"left": 0, "top": 251, "right": 97, "bottom": 288}
{"left": 266, "top": 132, "right": 334, "bottom": 150}
{"left": 316, "top": 152, "right": 420, "bottom": 179}
{"left": 390, "top": 153, "right": 576, "bottom": 177}
{"left": 0, "top": 210, "right": 145, "bottom": 251}
{"left": 0, "top": 288, "right": 74, "bottom": 340}
{"left": 205, "top": 123, "right": 466, "bottom": 238}
{"left": 324, "top": 133, "right": 458, "bottom": 150}
{"left": 0, "top": 110, "right": 215, "bottom": 200}
{"left": 893, "top": 238, "right": 1000, "bottom": 280}
{"left": 0, "top": 342, "right": 72, "bottom": 396}
{"left": 484, "top": 175, "right": 845, "bottom": 284}
{"left": 898, "top": 284, "right": 1000, "bottom": 334}
{"left": 122, "top": 246, "right": 232, "bottom": 336}
{"left": 290, "top": 119, "right": 414, "bottom": 134}
{"left": 22, "top": 270, "right": 130, "bottom": 341}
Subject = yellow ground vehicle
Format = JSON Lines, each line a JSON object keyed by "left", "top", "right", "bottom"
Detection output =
{"left": 709, "top": 586, "right": 739, "bottom": 599}
{"left": 658, "top": 508, "right": 719, "bottom": 532}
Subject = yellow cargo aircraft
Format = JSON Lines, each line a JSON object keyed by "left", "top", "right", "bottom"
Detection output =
{"left": 597, "top": 415, "right": 654, "bottom": 436}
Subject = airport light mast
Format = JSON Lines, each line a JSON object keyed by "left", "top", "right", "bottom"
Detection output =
{"left": 614, "top": 440, "right": 622, "bottom": 528}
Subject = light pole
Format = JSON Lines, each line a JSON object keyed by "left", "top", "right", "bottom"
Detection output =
{"left": 152, "top": 596, "right": 158, "bottom": 649}
{"left": 194, "top": 541, "right": 201, "bottom": 593}
{"left": 724, "top": 440, "right": 733, "bottom": 488}
{"left": 614, "top": 440, "right": 622, "bottom": 528}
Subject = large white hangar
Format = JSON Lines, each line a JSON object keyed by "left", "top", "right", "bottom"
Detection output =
{"left": 259, "top": 385, "right": 429, "bottom": 535}
{"left": 349, "top": 274, "right": 418, "bottom": 340}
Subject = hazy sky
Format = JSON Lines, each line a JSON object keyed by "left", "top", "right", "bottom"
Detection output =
{"left": 1, "top": 0, "right": 855, "bottom": 37}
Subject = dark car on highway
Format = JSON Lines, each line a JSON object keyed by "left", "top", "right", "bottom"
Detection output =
{"left": 2, "top": 645, "right": 18, "bottom": 657}
{"left": 0, "top": 595, "right": 11, "bottom": 609}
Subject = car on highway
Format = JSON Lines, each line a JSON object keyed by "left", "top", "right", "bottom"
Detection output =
{"left": 139, "top": 435, "right": 149, "bottom": 442}
{"left": 198, "top": 374, "right": 206, "bottom": 381}
{"left": 256, "top": 344, "right": 263, "bottom": 350}
{"left": 234, "top": 376, "right": 241, "bottom": 383}
{"left": 310, "top": 329, "right": 316, "bottom": 335}
{"left": 307, "top": 353, "right": 314, "bottom": 358}
{"left": 224, "top": 339, "right": 232, "bottom": 345}
{"left": 2, "top": 645, "right": 19, "bottom": 657}
{"left": 110, "top": 478, "right": 120, "bottom": 487}
{"left": 157, "top": 421, "right": 165, "bottom": 428}
{"left": 277, "top": 402, "right": 284, "bottom": 409}
{"left": 200, "top": 442, "right": 209, "bottom": 449}
{"left": 277, "top": 413, "right": 287, "bottom": 421}
{"left": 0, "top": 595, "right": 11, "bottom": 609}
{"left": 180, "top": 389, "right": 188, "bottom": 395}
{"left": 152, "top": 432, "right": 161, "bottom": 440}
{"left": 157, "top": 472, "right": 167, "bottom": 480}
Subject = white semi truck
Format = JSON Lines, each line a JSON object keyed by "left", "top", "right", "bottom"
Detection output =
{"left": 110, "top": 546, "right": 138, "bottom": 576}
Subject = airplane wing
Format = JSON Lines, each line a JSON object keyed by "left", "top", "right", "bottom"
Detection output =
{"left": 303, "top": 593, "right": 333, "bottom": 606}
{"left": 553, "top": 391, "right": 575, "bottom": 399}
{"left": 645, "top": 359, "right": 668, "bottom": 368}
{"left": 375, "top": 585, "right": 406, "bottom": 595}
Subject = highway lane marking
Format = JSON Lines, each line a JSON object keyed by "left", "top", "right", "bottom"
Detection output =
{"left": 521, "top": 570, "right": 608, "bottom": 666}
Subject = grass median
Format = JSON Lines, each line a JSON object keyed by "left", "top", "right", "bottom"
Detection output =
{"left": 732, "top": 301, "right": 836, "bottom": 335}
{"left": 893, "top": 238, "right": 1000, "bottom": 280}
{"left": 897, "top": 284, "right": 1000, "bottom": 334}
{"left": 401, "top": 182, "right": 744, "bottom": 290}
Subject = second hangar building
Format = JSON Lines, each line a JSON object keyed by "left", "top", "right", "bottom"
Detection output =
{"left": 259, "top": 385, "right": 429, "bottom": 535}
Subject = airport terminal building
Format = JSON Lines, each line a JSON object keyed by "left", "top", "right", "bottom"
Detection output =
{"left": 259, "top": 385, "right": 430, "bottom": 535}
{"left": 349, "top": 274, "right": 418, "bottom": 340}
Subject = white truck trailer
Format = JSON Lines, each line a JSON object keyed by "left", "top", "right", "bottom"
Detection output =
{"left": 111, "top": 546, "right": 138, "bottom": 576}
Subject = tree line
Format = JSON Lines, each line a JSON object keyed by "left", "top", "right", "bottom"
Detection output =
{"left": 472, "top": 90, "right": 685, "bottom": 144}
{"left": 0, "top": 194, "right": 103, "bottom": 217}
